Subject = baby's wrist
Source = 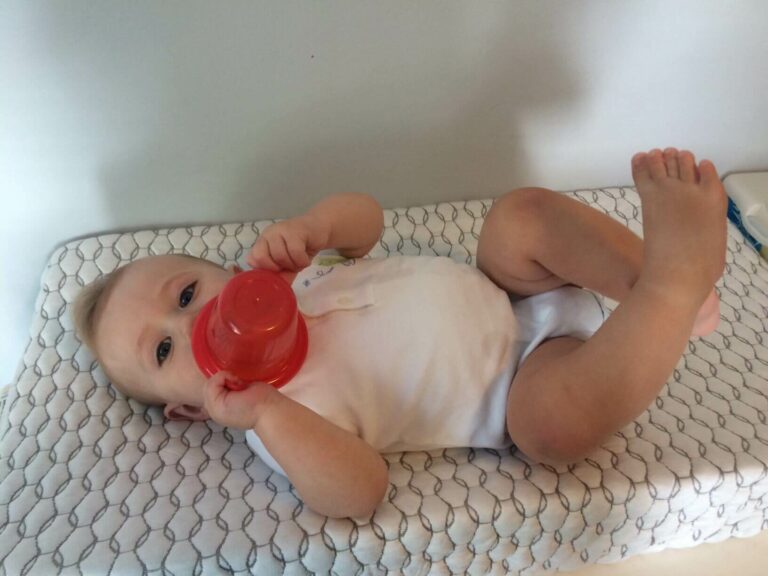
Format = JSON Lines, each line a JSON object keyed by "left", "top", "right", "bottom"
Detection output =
{"left": 250, "top": 384, "right": 287, "bottom": 430}
{"left": 299, "top": 211, "right": 332, "bottom": 251}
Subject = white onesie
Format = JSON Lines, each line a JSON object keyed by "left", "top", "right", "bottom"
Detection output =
{"left": 245, "top": 256, "right": 605, "bottom": 476}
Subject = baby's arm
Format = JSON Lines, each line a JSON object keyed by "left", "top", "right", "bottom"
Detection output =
{"left": 254, "top": 389, "right": 389, "bottom": 518}
{"left": 248, "top": 193, "right": 384, "bottom": 271}
{"left": 303, "top": 192, "right": 384, "bottom": 258}
{"left": 203, "top": 373, "right": 388, "bottom": 518}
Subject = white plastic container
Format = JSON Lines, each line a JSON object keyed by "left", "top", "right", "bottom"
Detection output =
{"left": 724, "top": 172, "right": 768, "bottom": 245}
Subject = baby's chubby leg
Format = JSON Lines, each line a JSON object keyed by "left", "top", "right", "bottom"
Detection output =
{"left": 503, "top": 150, "right": 727, "bottom": 464}
{"left": 477, "top": 186, "right": 644, "bottom": 301}
{"left": 476, "top": 150, "right": 720, "bottom": 335}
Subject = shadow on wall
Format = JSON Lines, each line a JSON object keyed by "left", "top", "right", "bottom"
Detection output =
{"left": 79, "top": 2, "right": 588, "bottom": 229}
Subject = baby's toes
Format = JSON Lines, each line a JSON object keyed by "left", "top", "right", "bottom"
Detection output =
{"left": 631, "top": 152, "right": 651, "bottom": 187}
{"left": 698, "top": 159, "right": 721, "bottom": 188}
{"left": 698, "top": 160, "right": 727, "bottom": 209}
{"left": 678, "top": 150, "right": 698, "bottom": 183}
{"left": 663, "top": 148, "right": 679, "bottom": 179}
{"left": 647, "top": 149, "right": 668, "bottom": 181}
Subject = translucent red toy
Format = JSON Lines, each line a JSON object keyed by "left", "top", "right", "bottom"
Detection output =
{"left": 191, "top": 269, "right": 308, "bottom": 390}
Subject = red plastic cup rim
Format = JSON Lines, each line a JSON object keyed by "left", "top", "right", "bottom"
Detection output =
{"left": 191, "top": 295, "right": 309, "bottom": 389}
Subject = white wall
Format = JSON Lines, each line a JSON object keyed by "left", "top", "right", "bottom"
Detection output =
{"left": 2, "top": 0, "right": 768, "bottom": 385}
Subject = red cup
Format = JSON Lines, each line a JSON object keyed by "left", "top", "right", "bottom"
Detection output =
{"left": 191, "top": 269, "right": 308, "bottom": 389}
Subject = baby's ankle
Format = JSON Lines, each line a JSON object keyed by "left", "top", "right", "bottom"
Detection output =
{"left": 634, "top": 275, "right": 710, "bottom": 313}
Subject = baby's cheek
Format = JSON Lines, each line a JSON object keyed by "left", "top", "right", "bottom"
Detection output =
{"left": 179, "top": 347, "right": 207, "bottom": 387}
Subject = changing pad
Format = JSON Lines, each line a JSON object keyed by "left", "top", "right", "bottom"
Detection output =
{"left": 1, "top": 188, "right": 767, "bottom": 575}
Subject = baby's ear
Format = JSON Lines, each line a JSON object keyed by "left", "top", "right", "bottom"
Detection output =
{"left": 164, "top": 403, "right": 209, "bottom": 421}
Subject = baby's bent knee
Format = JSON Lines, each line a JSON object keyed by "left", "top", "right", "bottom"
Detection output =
{"left": 490, "top": 187, "right": 555, "bottom": 224}
{"left": 508, "top": 415, "right": 607, "bottom": 466}
{"left": 515, "top": 430, "right": 603, "bottom": 466}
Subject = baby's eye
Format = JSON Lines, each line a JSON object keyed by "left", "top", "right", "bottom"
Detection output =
{"left": 156, "top": 338, "right": 172, "bottom": 366}
{"left": 179, "top": 282, "right": 197, "bottom": 308}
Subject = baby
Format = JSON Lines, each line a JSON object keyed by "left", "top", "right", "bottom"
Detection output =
{"left": 73, "top": 148, "right": 726, "bottom": 518}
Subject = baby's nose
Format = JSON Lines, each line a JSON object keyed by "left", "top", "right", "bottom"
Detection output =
{"left": 182, "top": 310, "right": 197, "bottom": 340}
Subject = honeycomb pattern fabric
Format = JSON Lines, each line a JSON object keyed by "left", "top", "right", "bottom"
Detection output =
{"left": 1, "top": 188, "right": 767, "bottom": 575}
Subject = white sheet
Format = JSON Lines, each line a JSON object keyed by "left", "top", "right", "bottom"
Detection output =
{"left": 1, "top": 188, "right": 767, "bottom": 575}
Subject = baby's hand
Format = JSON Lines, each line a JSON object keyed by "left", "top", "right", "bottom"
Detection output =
{"left": 247, "top": 215, "right": 330, "bottom": 272}
{"left": 202, "top": 371, "right": 279, "bottom": 430}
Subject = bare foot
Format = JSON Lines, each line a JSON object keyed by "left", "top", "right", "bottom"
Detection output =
{"left": 631, "top": 147, "right": 728, "bottom": 310}
{"left": 692, "top": 288, "right": 720, "bottom": 336}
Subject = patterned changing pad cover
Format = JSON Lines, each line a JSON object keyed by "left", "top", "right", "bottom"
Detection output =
{"left": 1, "top": 188, "right": 767, "bottom": 575}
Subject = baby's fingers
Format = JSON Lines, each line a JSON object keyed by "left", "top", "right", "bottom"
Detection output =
{"left": 204, "top": 371, "right": 241, "bottom": 404}
{"left": 284, "top": 235, "right": 312, "bottom": 269}
{"left": 204, "top": 372, "right": 252, "bottom": 409}
{"left": 203, "top": 372, "right": 275, "bottom": 430}
{"left": 266, "top": 236, "right": 299, "bottom": 271}
{"left": 247, "top": 239, "right": 280, "bottom": 271}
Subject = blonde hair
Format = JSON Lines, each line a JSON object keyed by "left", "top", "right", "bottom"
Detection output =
{"left": 72, "top": 266, "right": 128, "bottom": 355}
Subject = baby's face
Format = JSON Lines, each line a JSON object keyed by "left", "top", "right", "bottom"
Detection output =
{"left": 95, "top": 255, "right": 234, "bottom": 408}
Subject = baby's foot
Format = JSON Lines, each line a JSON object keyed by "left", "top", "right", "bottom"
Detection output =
{"left": 631, "top": 148, "right": 728, "bottom": 308}
{"left": 692, "top": 288, "right": 720, "bottom": 336}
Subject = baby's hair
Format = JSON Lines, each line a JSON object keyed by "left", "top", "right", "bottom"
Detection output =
{"left": 72, "top": 253, "right": 224, "bottom": 406}
{"left": 72, "top": 265, "right": 129, "bottom": 355}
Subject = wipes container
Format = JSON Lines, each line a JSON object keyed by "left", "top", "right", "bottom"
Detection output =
{"left": 724, "top": 171, "right": 768, "bottom": 258}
